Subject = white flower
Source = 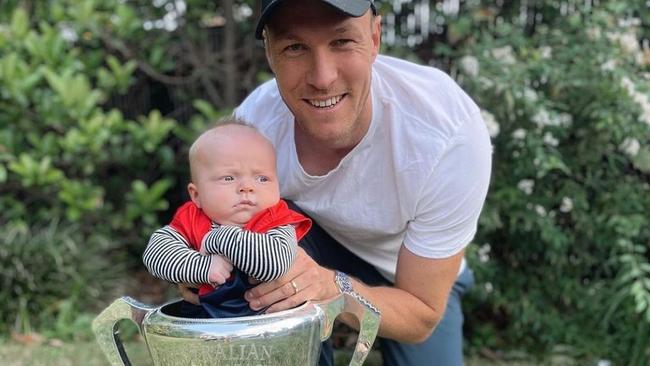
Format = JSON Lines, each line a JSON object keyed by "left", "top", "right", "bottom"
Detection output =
{"left": 484, "top": 282, "right": 493, "bottom": 293}
{"left": 535, "top": 204, "right": 547, "bottom": 217}
{"left": 491, "top": 46, "right": 516, "bottom": 65}
{"left": 560, "top": 197, "right": 573, "bottom": 213}
{"left": 620, "top": 77, "right": 650, "bottom": 126}
{"left": 532, "top": 109, "right": 551, "bottom": 128}
{"left": 543, "top": 132, "right": 559, "bottom": 147}
{"left": 512, "top": 128, "right": 527, "bottom": 140}
{"left": 619, "top": 138, "right": 641, "bottom": 157}
{"left": 586, "top": 27, "right": 602, "bottom": 40}
{"left": 481, "top": 110, "right": 500, "bottom": 137}
{"left": 478, "top": 243, "right": 491, "bottom": 263}
{"left": 641, "top": 106, "right": 650, "bottom": 126}
{"left": 557, "top": 113, "right": 573, "bottom": 127}
{"left": 619, "top": 31, "right": 640, "bottom": 54}
{"left": 517, "top": 179, "right": 535, "bottom": 195}
{"left": 523, "top": 88, "right": 538, "bottom": 103}
{"left": 608, "top": 29, "right": 643, "bottom": 63}
{"left": 539, "top": 46, "right": 552, "bottom": 59}
{"left": 459, "top": 55, "right": 480, "bottom": 77}
{"left": 59, "top": 24, "right": 78, "bottom": 43}
{"left": 601, "top": 59, "right": 617, "bottom": 71}
{"left": 621, "top": 76, "right": 635, "bottom": 93}
{"left": 629, "top": 91, "right": 650, "bottom": 126}
{"left": 632, "top": 91, "right": 650, "bottom": 108}
{"left": 477, "top": 76, "right": 495, "bottom": 89}
{"left": 532, "top": 109, "right": 572, "bottom": 128}
{"left": 618, "top": 17, "right": 641, "bottom": 28}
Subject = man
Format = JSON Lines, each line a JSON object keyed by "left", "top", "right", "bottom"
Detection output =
{"left": 180, "top": 0, "right": 491, "bottom": 364}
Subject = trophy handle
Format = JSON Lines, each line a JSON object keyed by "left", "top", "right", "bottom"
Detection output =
{"left": 92, "top": 296, "right": 156, "bottom": 366}
{"left": 315, "top": 293, "right": 381, "bottom": 366}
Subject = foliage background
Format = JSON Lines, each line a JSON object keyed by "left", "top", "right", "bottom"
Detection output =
{"left": 1, "top": 0, "right": 649, "bottom": 364}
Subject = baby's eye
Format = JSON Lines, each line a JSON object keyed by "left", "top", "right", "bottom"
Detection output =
{"left": 222, "top": 176, "right": 234, "bottom": 182}
{"left": 256, "top": 176, "right": 270, "bottom": 183}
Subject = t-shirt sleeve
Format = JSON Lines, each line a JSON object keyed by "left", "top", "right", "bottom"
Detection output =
{"left": 404, "top": 113, "right": 492, "bottom": 258}
{"left": 233, "top": 79, "right": 280, "bottom": 124}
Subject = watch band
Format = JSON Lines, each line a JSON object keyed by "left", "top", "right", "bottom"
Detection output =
{"left": 334, "top": 271, "right": 381, "bottom": 315}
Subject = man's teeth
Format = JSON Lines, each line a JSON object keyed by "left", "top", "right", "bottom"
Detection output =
{"left": 309, "top": 95, "right": 342, "bottom": 108}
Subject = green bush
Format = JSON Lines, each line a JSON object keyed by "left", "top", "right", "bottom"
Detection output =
{"left": 440, "top": 1, "right": 650, "bottom": 364}
{"left": 0, "top": 2, "right": 179, "bottom": 336}
{"left": 0, "top": 0, "right": 256, "bottom": 339}
{"left": 0, "top": 221, "right": 120, "bottom": 340}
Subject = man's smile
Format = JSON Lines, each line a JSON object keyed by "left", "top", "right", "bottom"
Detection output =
{"left": 306, "top": 94, "right": 345, "bottom": 108}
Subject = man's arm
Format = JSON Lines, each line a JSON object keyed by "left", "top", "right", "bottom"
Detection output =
{"left": 340, "top": 246, "right": 463, "bottom": 342}
{"left": 202, "top": 224, "right": 298, "bottom": 282}
{"left": 244, "top": 245, "right": 462, "bottom": 343}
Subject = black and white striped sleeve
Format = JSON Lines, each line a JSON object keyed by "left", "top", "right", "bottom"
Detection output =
{"left": 142, "top": 225, "right": 211, "bottom": 284}
{"left": 202, "top": 224, "right": 297, "bottom": 282}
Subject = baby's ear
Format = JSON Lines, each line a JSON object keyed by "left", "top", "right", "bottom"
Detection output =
{"left": 187, "top": 182, "right": 201, "bottom": 208}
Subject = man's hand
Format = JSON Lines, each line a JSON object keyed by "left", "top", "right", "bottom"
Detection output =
{"left": 208, "top": 254, "right": 233, "bottom": 286}
{"left": 244, "top": 248, "right": 339, "bottom": 313}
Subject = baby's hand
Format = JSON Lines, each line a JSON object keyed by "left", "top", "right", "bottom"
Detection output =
{"left": 208, "top": 254, "right": 233, "bottom": 287}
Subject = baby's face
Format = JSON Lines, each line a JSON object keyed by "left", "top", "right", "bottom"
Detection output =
{"left": 189, "top": 126, "right": 280, "bottom": 226}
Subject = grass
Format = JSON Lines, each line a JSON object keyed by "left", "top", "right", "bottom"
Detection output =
{"left": 0, "top": 339, "right": 548, "bottom": 366}
{"left": 0, "top": 340, "right": 149, "bottom": 366}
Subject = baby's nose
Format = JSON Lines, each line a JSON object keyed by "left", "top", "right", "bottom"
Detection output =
{"left": 239, "top": 183, "right": 253, "bottom": 193}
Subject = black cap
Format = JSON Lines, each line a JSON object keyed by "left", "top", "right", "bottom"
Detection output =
{"left": 255, "top": 0, "right": 375, "bottom": 40}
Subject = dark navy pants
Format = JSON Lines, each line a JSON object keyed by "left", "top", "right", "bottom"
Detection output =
{"left": 292, "top": 203, "right": 474, "bottom": 366}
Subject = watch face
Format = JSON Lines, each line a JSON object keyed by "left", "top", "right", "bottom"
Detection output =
{"left": 334, "top": 271, "right": 381, "bottom": 315}
{"left": 336, "top": 271, "right": 353, "bottom": 293}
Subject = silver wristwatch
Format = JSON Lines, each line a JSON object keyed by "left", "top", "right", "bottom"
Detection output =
{"left": 334, "top": 271, "right": 381, "bottom": 315}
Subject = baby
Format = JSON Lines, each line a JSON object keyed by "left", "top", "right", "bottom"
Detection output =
{"left": 143, "top": 118, "right": 311, "bottom": 318}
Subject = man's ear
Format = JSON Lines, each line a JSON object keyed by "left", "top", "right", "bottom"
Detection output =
{"left": 263, "top": 33, "right": 275, "bottom": 73}
{"left": 187, "top": 182, "right": 201, "bottom": 208}
{"left": 370, "top": 15, "right": 382, "bottom": 60}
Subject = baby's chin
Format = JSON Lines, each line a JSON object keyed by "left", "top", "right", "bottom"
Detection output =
{"left": 222, "top": 211, "right": 260, "bottom": 226}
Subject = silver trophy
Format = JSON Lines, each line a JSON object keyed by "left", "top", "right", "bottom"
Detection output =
{"left": 93, "top": 294, "right": 380, "bottom": 365}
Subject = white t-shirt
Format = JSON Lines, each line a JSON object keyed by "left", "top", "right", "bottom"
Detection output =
{"left": 235, "top": 55, "right": 492, "bottom": 282}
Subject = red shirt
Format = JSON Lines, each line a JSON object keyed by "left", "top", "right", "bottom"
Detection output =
{"left": 169, "top": 200, "right": 311, "bottom": 295}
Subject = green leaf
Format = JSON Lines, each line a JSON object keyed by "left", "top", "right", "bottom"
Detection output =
{"left": 8, "top": 154, "right": 64, "bottom": 187}
{"left": 0, "top": 164, "right": 6, "bottom": 183}
{"left": 193, "top": 99, "right": 221, "bottom": 121}
{"left": 10, "top": 7, "right": 29, "bottom": 39}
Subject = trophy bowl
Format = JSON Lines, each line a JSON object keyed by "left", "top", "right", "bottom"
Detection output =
{"left": 93, "top": 294, "right": 380, "bottom": 366}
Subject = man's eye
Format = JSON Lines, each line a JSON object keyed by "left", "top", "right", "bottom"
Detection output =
{"left": 284, "top": 44, "right": 305, "bottom": 53}
{"left": 333, "top": 39, "right": 353, "bottom": 47}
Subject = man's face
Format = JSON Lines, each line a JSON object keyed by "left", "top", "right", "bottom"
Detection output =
{"left": 265, "top": 0, "right": 381, "bottom": 150}
{"left": 188, "top": 126, "right": 280, "bottom": 226}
